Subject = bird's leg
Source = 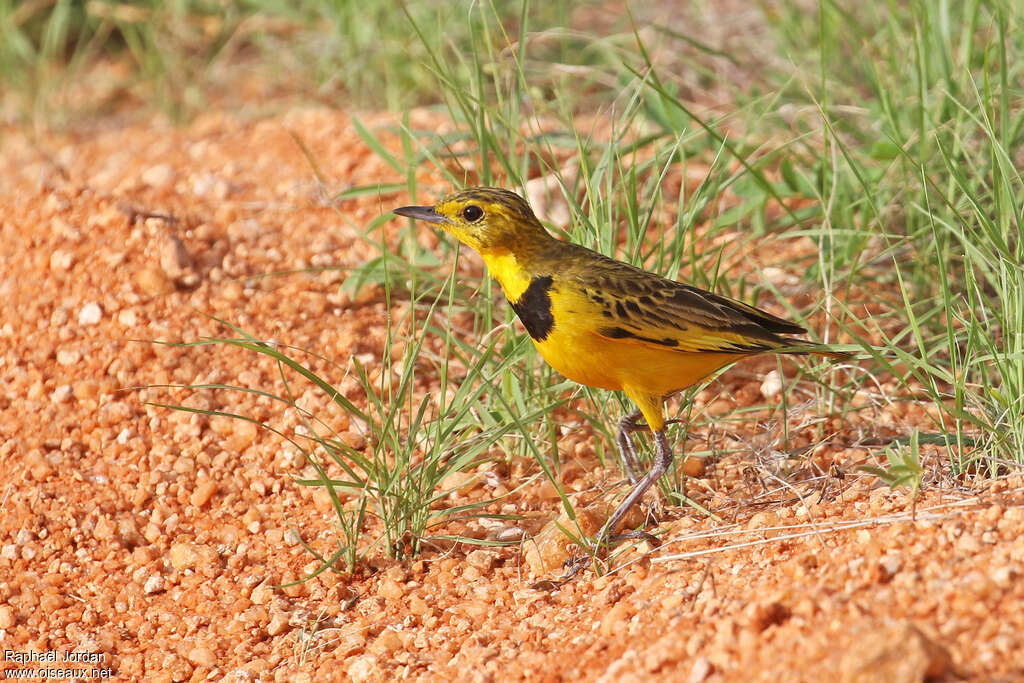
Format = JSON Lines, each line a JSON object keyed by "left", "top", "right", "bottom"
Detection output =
{"left": 617, "top": 410, "right": 684, "bottom": 485}
{"left": 598, "top": 428, "right": 674, "bottom": 545}
{"left": 616, "top": 408, "right": 645, "bottom": 484}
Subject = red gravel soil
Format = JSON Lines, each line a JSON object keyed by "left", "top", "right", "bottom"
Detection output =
{"left": 1, "top": 106, "right": 1022, "bottom": 682}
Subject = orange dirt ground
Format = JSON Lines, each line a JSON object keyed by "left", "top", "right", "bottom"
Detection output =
{"left": 1, "top": 106, "right": 1023, "bottom": 682}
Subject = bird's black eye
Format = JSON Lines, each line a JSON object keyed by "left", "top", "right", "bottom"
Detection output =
{"left": 462, "top": 205, "right": 483, "bottom": 222}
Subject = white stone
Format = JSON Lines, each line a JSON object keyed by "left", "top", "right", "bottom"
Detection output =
{"left": 142, "top": 163, "right": 176, "bottom": 189}
{"left": 759, "top": 370, "right": 782, "bottom": 398}
{"left": 57, "top": 349, "right": 81, "bottom": 366}
{"left": 78, "top": 302, "right": 103, "bottom": 326}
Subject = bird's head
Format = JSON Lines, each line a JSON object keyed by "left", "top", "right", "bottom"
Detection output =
{"left": 393, "top": 187, "right": 548, "bottom": 255}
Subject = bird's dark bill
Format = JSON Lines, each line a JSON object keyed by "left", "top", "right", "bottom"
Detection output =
{"left": 393, "top": 205, "right": 452, "bottom": 225}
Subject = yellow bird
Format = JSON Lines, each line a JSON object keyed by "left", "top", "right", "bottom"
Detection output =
{"left": 394, "top": 187, "right": 843, "bottom": 543}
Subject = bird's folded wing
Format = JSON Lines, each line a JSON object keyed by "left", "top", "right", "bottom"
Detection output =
{"left": 570, "top": 257, "right": 806, "bottom": 355}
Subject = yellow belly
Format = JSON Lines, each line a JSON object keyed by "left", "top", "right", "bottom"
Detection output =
{"left": 532, "top": 324, "right": 741, "bottom": 396}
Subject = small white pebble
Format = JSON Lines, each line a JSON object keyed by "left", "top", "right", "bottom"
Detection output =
{"left": 49, "top": 249, "right": 74, "bottom": 271}
{"left": 495, "top": 526, "right": 527, "bottom": 543}
{"left": 117, "top": 309, "right": 138, "bottom": 327}
{"left": 760, "top": 370, "right": 782, "bottom": 398}
{"left": 78, "top": 302, "right": 103, "bottom": 326}
{"left": 267, "top": 611, "right": 290, "bottom": 636}
{"left": 879, "top": 554, "right": 902, "bottom": 578}
{"left": 688, "top": 657, "right": 714, "bottom": 683}
{"left": 142, "top": 163, "right": 176, "bottom": 189}
{"left": 762, "top": 266, "right": 798, "bottom": 286}
{"left": 191, "top": 173, "right": 230, "bottom": 199}
{"left": 51, "top": 385, "right": 73, "bottom": 403}
{"left": 992, "top": 566, "right": 1015, "bottom": 587}
{"left": 347, "top": 655, "right": 378, "bottom": 683}
{"left": 159, "top": 234, "right": 192, "bottom": 278}
{"left": 143, "top": 575, "right": 165, "bottom": 594}
{"left": 191, "top": 172, "right": 217, "bottom": 196}
{"left": 56, "top": 349, "right": 81, "bottom": 366}
{"left": 187, "top": 646, "right": 216, "bottom": 668}
{"left": 250, "top": 581, "right": 274, "bottom": 605}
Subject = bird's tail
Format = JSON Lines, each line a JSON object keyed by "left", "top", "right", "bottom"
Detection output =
{"left": 773, "top": 338, "right": 858, "bottom": 360}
